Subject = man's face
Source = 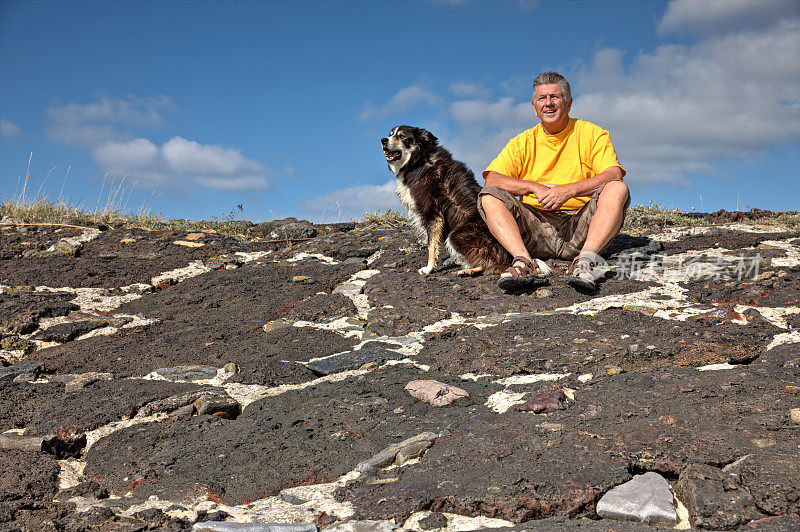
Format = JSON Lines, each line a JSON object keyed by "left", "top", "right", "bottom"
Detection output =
{"left": 532, "top": 83, "right": 571, "bottom": 134}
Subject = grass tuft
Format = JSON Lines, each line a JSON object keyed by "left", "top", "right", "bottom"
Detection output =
{"left": 358, "top": 209, "right": 411, "bottom": 228}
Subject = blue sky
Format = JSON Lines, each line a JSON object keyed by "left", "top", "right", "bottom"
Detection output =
{"left": 1, "top": 0, "right": 798, "bottom": 223}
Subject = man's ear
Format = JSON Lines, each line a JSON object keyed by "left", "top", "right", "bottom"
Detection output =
{"left": 416, "top": 128, "right": 439, "bottom": 149}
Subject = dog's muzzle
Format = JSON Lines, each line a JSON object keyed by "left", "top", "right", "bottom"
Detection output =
{"left": 381, "top": 137, "right": 402, "bottom": 162}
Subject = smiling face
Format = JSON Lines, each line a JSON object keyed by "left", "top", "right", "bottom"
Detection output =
{"left": 532, "top": 83, "right": 572, "bottom": 134}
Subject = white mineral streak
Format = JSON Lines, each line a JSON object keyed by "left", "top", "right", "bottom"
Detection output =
{"left": 485, "top": 390, "right": 527, "bottom": 414}
{"left": 460, "top": 373, "right": 492, "bottom": 381}
{"left": 763, "top": 238, "right": 800, "bottom": 267}
{"left": 768, "top": 329, "right": 800, "bottom": 351}
{"left": 698, "top": 362, "right": 737, "bottom": 371}
{"left": 673, "top": 493, "right": 692, "bottom": 530}
{"left": 286, "top": 251, "right": 337, "bottom": 264}
{"left": 58, "top": 459, "right": 86, "bottom": 489}
{"left": 151, "top": 261, "right": 210, "bottom": 285}
{"left": 219, "top": 471, "right": 360, "bottom": 524}
{"left": 45, "top": 227, "right": 101, "bottom": 252}
{"left": 648, "top": 223, "right": 786, "bottom": 243}
{"left": 403, "top": 511, "right": 513, "bottom": 531}
{"left": 222, "top": 369, "right": 371, "bottom": 407}
{"left": 331, "top": 268, "right": 381, "bottom": 318}
{"left": 493, "top": 373, "right": 570, "bottom": 386}
{"left": 552, "top": 284, "right": 688, "bottom": 316}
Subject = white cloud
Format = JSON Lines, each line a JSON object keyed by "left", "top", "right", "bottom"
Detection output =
{"left": 300, "top": 179, "right": 402, "bottom": 222}
{"left": 658, "top": 0, "right": 798, "bottom": 36}
{"left": 162, "top": 137, "right": 264, "bottom": 176}
{"left": 360, "top": 85, "right": 442, "bottom": 121}
{"left": 91, "top": 136, "right": 271, "bottom": 192}
{"left": 46, "top": 95, "right": 174, "bottom": 146}
{"left": 450, "top": 82, "right": 490, "bottom": 99}
{"left": 1, "top": 119, "right": 22, "bottom": 138}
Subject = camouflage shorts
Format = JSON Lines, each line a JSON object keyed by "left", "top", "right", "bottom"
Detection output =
{"left": 477, "top": 183, "right": 630, "bottom": 260}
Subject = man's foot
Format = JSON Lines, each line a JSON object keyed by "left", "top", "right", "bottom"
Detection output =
{"left": 498, "top": 256, "right": 551, "bottom": 291}
{"left": 566, "top": 255, "right": 598, "bottom": 291}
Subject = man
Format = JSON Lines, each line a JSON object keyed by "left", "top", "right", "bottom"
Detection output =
{"left": 478, "top": 71, "right": 630, "bottom": 291}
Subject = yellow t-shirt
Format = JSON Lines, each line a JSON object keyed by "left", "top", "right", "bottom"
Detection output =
{"left": 483, "top": 118, "right": 623, "bottom": 210}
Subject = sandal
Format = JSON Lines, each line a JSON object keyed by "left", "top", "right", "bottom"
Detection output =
{"left": 566, "top": 256, "right": 597, "bottom": 290}
{"left": 498, "top": 256, "right": 551, "bottom": 291}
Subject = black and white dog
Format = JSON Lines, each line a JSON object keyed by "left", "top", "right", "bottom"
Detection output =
{"left": 381, "top": 125, "right": 511, "bottom": 276}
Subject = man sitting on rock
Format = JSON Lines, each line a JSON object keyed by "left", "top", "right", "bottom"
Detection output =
{"left": 478, "top": 71, "right": 630, "bottom": 291}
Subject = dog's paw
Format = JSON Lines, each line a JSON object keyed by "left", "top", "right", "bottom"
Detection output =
{"left": 418, "top": 265, "right": 434, "bottom": 275}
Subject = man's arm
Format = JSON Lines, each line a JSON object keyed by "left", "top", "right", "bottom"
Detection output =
{"left": 536, "top": 166, "right": 625, "bottom": 211}
{"left": 484, "top": 170, "right": 550, "bottom": 198}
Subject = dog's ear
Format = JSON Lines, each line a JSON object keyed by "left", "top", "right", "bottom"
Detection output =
{"left": 416, "top": 128, "right": 439, "bottom": 149}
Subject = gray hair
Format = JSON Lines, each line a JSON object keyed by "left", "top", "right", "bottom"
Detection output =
{"left": 532, "top": 72, "right": 572, "bottom": 102}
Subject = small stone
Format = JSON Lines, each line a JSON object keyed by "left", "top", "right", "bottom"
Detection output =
{"left": 193, "top": 394, "right": 241, "bottom": 418}
{"left": 393, "top": 407, "right": 404, "bottom": 414}
{"left": 307, "top": 348, "right": 397, "bottom": 376}
{"left": 292, "top": 275, "right": 312, "bottom": 283}
{"left": 511, "top": 383, "right": 566, "bottom": 414}
{"left": 0, "top": 432, "right": 46, "bottom": 451}
{"left": 185, "top": 232, "right": 205, "bottom": 241}
{"left": 0, "top": 359, "right": 43, "bottom": 382}
{"left": 606, "top": 365, "right": 624, "bottom": 375}
{"left": 534, "top": 288, "right": 553, "bottom": 298}
{"left": 332, "top": 283, "right": 363, "bottom": 298}
{"left": 418, "top": 512, "right": 448, "bottom": 530}
{"left": 279, "top": 493, "right": 308, "bottom": 505}
{"left": 151, "top": 365, "right": 220, "bottom": 382}
{"left": 64, "top": 372, "right": 113, "bottom": 392}
{"left": 790, "top": 408, "right": 800, "bottom": 424}
{"left": 173, "top": 240, "right": 204, "bottom": 247}
{"left": 355, "top": 432, "right": 438, "bottom": 472}
{"left": 752, "top": 438, "right": 776, "bottom": 448}
{"left": 596, "top": 471, "right": 677, "bottom": 526}
{"left": 404, "top": 380, "right": 469, "bottom": 406}
{"left": 120, "top": 237, "right": 137, "bottom": 244}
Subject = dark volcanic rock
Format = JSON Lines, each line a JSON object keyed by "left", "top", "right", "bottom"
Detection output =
{"left": 18, "top": 379, "right": 203, "bottom": 437}
{"left": 365, "top": 306, "right": 451, "bottom": 337}
{"left": 34, "top": 260, "right": 362, "bottom": 378}
{"left": 345, "top": 412, "right": 631, "bottom": 523}
{"left": 737, "top": 446, "right": 800, "bottom": 516}
{"left": 84, "top": 365, "right": 496, "bottom": 505}
{"left": 0, "top": 449, "right": 61, "bottom": 525}
{"left": 676, "top": 463, "right": 763, "bottom": 529}
{"left": 417, "top": 308, "right": 778, "bottom": 377}
{"left": 0, "top": 227, "right": 276, "bottom": 288}
{"left": 287, "top": 292, "right": 359, "bottom": 322}
{"left": 0, "top": 290, "right": 78, "bottom": 335}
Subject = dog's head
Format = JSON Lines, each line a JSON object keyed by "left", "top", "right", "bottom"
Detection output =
{"left": 381, "top": 125, "right": 439, "bottom": 174}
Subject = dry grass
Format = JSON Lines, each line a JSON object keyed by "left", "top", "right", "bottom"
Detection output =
{"left": 358, "top": 209, "right": 411, "bottom": 228}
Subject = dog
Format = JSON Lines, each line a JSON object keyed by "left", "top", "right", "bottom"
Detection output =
{"left": 381, "top": 125, "right": 511, "bottom": 276}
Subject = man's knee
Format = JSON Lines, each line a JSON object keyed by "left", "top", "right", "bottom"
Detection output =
{"left": 598, "top": 180, "right": 630, "bottom": 206}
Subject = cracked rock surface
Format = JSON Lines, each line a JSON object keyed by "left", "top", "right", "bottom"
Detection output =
{"left": 1, "top": 218, "right": 800, "bottom": 531}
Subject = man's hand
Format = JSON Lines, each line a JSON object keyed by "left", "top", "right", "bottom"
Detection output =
{"left": 536, "top": 183, "right": 575, "bottom": 211}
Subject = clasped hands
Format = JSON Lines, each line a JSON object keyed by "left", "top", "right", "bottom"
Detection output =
{"left": 532, "top": 182, "right": 575, "bottom": 211}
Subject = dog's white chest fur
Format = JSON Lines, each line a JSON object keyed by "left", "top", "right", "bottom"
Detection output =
{"left": 395, "top": 179, "right": 424, "bottom": 233}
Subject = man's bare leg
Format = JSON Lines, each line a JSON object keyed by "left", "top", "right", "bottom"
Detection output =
{"left": 579, "top": 180, "right": 630, "bottom": 255}
{"left": 480, "top": 195, "right": 534, "bottom": 277}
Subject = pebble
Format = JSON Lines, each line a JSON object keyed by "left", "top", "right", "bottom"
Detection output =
{"left": 292, "top": 276, "right": 313, "bottom": 284}
{"left": 790, "top": 408, "right": 800, "bottom": 424}
{"left": 534, "top": 288, "right": 552, "bottom": 298}
{"left": 173, "top": 240, "right": 204, "bottom": 247}
{"left": 307, "top": 348, "right": 397, "bottom": 376}
{"left": 355, "top": 432, "right": 438, "bottom": 472}
{"left": 404, "top": 380, "right": 469, "bottom": 406}
{"left": 596, "top": 471, "right": 677, "bottom": 526}
{"left": 0, "top": 359, "right": 43, "bottom": 382}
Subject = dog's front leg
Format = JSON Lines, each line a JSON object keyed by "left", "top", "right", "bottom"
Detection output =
{"left": 419, "top": 215, "right": 444, "bottom": 275}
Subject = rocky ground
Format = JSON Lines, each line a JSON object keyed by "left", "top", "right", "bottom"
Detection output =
{"left": 1, "top": 216, "right": 798, "bottom": 531}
